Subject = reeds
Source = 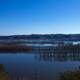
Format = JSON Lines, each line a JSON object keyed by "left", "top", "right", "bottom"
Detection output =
{"left": 0, "top": 64, "right": 10, "bottom": 80}
{"left": 0, "top": 44, "right": 32, "bottom": 52}
{"left": 59, "top": 69, "right": 80, "bottom": 80}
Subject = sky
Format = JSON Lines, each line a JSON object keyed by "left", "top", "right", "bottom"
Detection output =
{"left": 0, "top": 0, "right": 80, "bottom": 35}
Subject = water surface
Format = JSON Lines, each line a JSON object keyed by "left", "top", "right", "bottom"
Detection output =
{"left": 0, "top": 53, "right": 80, "bottom": 80}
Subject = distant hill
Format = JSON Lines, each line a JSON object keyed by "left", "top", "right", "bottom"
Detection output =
{"left": 0, "top": 34, "right": 80, "bottom": 41}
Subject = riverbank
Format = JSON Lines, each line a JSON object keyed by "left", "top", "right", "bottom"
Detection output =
{"left": 0, "top": 64, "right": 10, "bottom": 80}
{"left": 0, "top": 44, "right": 32, "bottom": 53}
{"left": 59, "top": 69, "right": 80, "bottom": 80}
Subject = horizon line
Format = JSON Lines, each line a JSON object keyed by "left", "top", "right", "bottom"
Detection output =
{"left": 0, "top": 33, "right": 80, "bottom": 36}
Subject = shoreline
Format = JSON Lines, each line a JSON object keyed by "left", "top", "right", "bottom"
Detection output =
{"left": 59, "top": 68, "right": 80, "bottom": 80}
{"left": 0, "top": 45, "right": 32, "bottom": 53}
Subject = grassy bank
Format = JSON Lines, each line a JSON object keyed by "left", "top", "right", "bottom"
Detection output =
{"left": 59, "top": 69, "right": 80, "bottom": 80}
{"left": 0, "top": 44, "right": 32, "bottom": 52}
{"left": 0, "top": 64, "right": 10, "bottom": 80}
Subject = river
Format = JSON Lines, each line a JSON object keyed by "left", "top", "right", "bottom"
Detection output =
{"left": 0, "top": 53, "right": 80, "bottom": 80}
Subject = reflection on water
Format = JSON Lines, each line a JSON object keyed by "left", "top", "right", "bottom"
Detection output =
{"left": 36, "top": 52, "right": 80, "bottom": 62}
{"left": 0, "top": 51, "right": 80, "bottom": 80}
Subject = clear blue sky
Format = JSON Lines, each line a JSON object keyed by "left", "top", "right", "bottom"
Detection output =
{"left": 0, "top": 0, "right": 80, "bottom": 35}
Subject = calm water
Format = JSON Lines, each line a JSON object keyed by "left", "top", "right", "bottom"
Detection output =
{"left": 0, "top": 53, "right": 80, "bottom": 80}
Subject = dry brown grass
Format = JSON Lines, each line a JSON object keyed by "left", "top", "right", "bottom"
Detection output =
{"left": 0, "top": 64, "right": 10, "bottom": 80}
{"left": 0, "top": 44, "right": 32, "bottom": 52}
{"left": 59, "top": 70, "right": 80, "bottom": 80}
